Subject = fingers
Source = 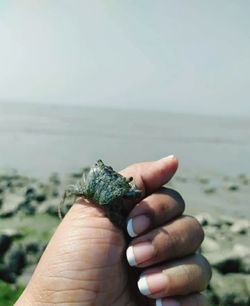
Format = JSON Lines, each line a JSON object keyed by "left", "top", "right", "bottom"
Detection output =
{"left": 155, "top": 293, "right": 209, "bottom": 306}
{"left": 127, "top": 188, "right": 185, "bottom": 237}
{"left": 126, "top": 216, "right": 204, "bottom": 267}
{"left": 120, "top": 155, "right": 178, "bottom": 199}
{"left": 138, "top": 254, "right": 212, "bottom": 299}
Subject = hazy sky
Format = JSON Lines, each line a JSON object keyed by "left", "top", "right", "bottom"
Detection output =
{"left": 0, "top": 1, "right": 249, "bottom": 115}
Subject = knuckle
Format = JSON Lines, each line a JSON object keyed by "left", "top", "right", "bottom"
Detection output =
{"left": 164, "top": 228, "right": 180, "bottom": 257}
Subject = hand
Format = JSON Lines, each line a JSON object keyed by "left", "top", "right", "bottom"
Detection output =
{"left": 15, "top": 156, "right": 211, "bottom": 306}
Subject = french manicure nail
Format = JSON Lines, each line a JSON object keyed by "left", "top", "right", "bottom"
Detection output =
{"left": 138, "top": 272, "right": 168, "bottom": 296}
{"left": 161, "top": 154, "right": 175, "bottom": 161}
{"left": 126, "top": 242, "right": 155, "bottom": 266}
{"left": 127, "top": 215, "right": 151, "bottom": 237}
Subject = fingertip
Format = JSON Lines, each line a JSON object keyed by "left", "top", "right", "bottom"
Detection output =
{"left": 121, "top": 155, "right": 179, "bottom": 197}
{"left": 160, "top": 155, "right": 178, "bottom": 170}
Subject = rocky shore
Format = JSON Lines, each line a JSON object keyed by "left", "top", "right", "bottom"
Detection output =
{"left": 196, "top": 213, "right": 250, "bottom": 305}
{"left": 0, "top": 170, "right": 249, "bottom": 305}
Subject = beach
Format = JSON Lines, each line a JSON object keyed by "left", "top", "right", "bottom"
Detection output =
{"left": 0, "top": 103, "right": 250, "bottom": 305}
{"left": 1, "top": 102, "right": 250, "bottom": 217}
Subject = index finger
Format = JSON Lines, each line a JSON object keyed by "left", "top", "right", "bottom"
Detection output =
{"left": 120, "top": 155, "right": 178, "bottom": 199}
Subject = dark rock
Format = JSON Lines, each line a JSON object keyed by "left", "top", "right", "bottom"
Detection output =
{"left": 6, "top": 247, "right": 26, "bottom": 275}
{"left": 226, "top": 183, "right": 240, "bottom": 191}
{"left": 24, "top": 241, "right": 45, "bottom": 265}
{"left": 0, "top": 264, "right": 16, "bottom": 283}
{"left": 25, "top": 187, "right": 36, "bottom": 201}
{"left": 206, "top": 248, "right": 250, "bottom": 274}
{"left": 0, "top": 229, "right": 23, "bottom": 240}
{"left": 0, "top": 235, "right": 12, "bottom": 256}
{"left": 35, "top": 193, "right": 46, "bottom": 203}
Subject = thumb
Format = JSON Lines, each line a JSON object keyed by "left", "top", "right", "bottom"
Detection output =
{"left": 17, "top": 202, "right": 125, "bottom": 304}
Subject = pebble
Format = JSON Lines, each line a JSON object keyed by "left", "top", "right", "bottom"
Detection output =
{"left": 230, "top": 219, "right": 250, "bottom": 234}
{"left": 201, "top": 237, "right": 220, "bottom": 253}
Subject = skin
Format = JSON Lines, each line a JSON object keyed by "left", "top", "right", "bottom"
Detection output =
{"left": 15, "top": 156, "right": 211, "bottom": 306}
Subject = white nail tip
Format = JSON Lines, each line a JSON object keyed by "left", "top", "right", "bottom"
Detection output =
{"left": 138, "top": 276, "right": 151, "bottom": 296}
{"left": 126, "top": 246, "right": 137, "bottom": 266}
{"left": 127, "top": 218, "right": 137, "bottom": 237}
{"left": 164, "top": 154, "right": 174, "bottom": 160}
{"left": 160, "top": 155, "right": 175, "bottom": 162}
{"left": 156, "top": 299, "right": 163, "bottom": 306}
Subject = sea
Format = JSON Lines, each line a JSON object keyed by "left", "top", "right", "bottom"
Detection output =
{"left": 0, "top": 102, "right": 250, "bottom": 178}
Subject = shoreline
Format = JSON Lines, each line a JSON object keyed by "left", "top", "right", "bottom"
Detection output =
{"left": 0, "top": 169, "right": 249, "bottom": 305}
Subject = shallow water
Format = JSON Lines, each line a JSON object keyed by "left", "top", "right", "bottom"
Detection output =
{"left": 1, "top": 102, "right": 249, "bottom": 177}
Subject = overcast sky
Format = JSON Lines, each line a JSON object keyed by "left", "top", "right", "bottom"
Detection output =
{"left": 0, "top": 1, "right": 249, "bottom": 115}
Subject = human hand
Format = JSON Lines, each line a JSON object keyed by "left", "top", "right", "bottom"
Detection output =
{"left": 15, "top": 156, "right": 211, "bottom": 306}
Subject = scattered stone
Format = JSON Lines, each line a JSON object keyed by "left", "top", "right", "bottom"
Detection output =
{"left": 203, "top": 185, "right": 217, "bottom": 194}
{"left": 0, "top": 229, "right": 23, "bottom": 240}
{"left": 0, "top": 194, "right": 24, "bottom": 217}
{"left": 238, "top": 174, "right": 249, "bottom": 185}
{"left": 6, "top": 247, "right": 26, "bottom": 275}
{"left": 209, "top": 270, "right": 250, "bottom": 306}
{"left": 233, "top": 244, "right": 250, "bottom": 257}
{"left": 195, "top": 213, "right": 221, "bottom": 227}
{"left": 174, "top": 175, "right": 188, "bottom": 183}
{"left": 207, "top": 251, "right": 243, "bottom": 274}
{"left": 226, "top": 183, "right": 240, "bottom": 191}
{"left": 197, "top": 176, "right": 210, "bottom": 184}
{"left": 0, "top": 169, "right": 249, "bottom": 305}
{"left": 0, "top": 264, "right": 16, "bottom": 283}
{"left": 218, "top": 215, "right": 234, "bottom": 226}
{"left": 0, "top": 235, "right": 12, "bottom": 256}
{"left": 230, "top": 219, "right": 250, "bottom": 234}
{"left": 24, "top": 241, "right": 46, "bottom": 265}
{"left": 201, "top": 237, "right": 220, "bottom": 253}
{"left": 49, "top": 173, "right": 60, "bottom": 185}
{"left": 37, "top": 198, "right": 59, "bottom": 216}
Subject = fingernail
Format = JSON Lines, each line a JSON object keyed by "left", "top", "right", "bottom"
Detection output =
{"left": 138, "top": 272, "right": 168, "bottom": 296}
{"left": 161, "top": 155, "right": 175, "bottom": 161}
{"left": 126, "top": 242, "right": 156, "bottom": 266}
{"left": 156, "top": 298, "right": 180, "bottom": 306}
{"left": 127, "top": 215, "right": 151, "bottom": 237}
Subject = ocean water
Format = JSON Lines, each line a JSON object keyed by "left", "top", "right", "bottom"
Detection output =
{"left": 0, "top": 102, "right": 250, "bottom": 178}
